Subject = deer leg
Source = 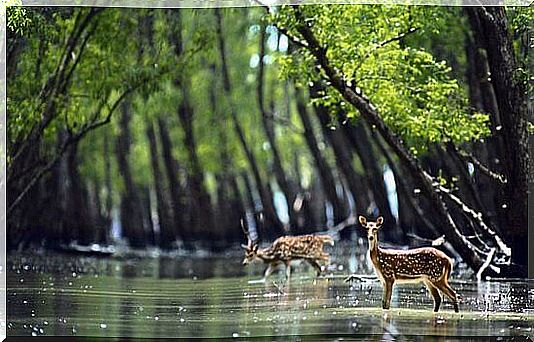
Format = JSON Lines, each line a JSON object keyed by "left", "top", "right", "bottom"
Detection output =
{"left": 424, "top": 280, "right": 442, "bottom": 312}
{"left": 262, "top": 262, "right": 279, "bottom": 281}
{"left": 307, "top": 259, "right": 322, "bottom": 277}
{"left": 285, "top": 261, "right": 291, "bottom": 280}
{"left": 438, "top": 282, "right": 459, "bottom": 313}
{"left": 382, "top": 280, "right": 394, "bottom": 310}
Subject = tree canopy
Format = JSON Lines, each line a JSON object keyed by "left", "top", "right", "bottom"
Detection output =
{"left": 6, "top": 5, "right": 530, "bottom": 277}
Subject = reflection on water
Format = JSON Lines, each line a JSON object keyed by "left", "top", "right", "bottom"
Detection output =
{"left": 6, "top": 243, "right": 534, "bottom": 339}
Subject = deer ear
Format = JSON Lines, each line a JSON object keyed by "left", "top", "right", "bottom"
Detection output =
{"left": 358, "top": 216, "right": 367, "bottom": 227}
{"left": 376, "top": 216, "right": 384, "bottom": 226}
{"left": 241, "top": 244, "right": 248, "bottom": 249}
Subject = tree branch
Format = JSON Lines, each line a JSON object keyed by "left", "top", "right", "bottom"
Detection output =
{"left": 436, "top": 185, "right": 511, "bottom": 257}
{"left": 284, "top": 6, "right": 487, "bottom": 272}
{"left": 8, "top": 85, "right": 137, "bottom": 215}
{"left": 354, "top": 27, "right": 420, "bottom": 72}
{"left": 447, "top": 142, "right": 507, "bottom": 184}
{"left": 476, "top": 247, "right": 497, "bottom": 281}
{"left": 9, "top": 8, "right": 104, "bottom": 172}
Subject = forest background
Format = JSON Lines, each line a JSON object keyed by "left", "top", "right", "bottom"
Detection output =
{"left": 5, "top": 5, "right": 532, "bottom": 278}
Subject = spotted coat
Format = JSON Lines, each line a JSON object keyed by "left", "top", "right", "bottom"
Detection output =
{"left": 371, "top": 247, "right": 452, "bottom": 282}
{"left": 259, "top": 234, "right": 334, "bottom": 263}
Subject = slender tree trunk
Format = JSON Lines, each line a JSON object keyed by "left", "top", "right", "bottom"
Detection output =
{"left": 65, "top": 141, "right": 93, "bottom": 245}
{"left": 102, "top": 129, "right": 113, "bottom": 243}
{"left": 344, "top": 122, "right": 396, "bottom": 228}
{"left": 177, "top": 90, "right": 213, "bottom": 243}
{"left": 294, "top": 86, "right": 347, "bottom": 226}
{"left": 146, "top": 120, "right": 176, "bottom": 249}
{"left": 88, "top": 178, "right": 107, "bottom": 245}
{"left": 257, "top": 23, "right": 297, "bottom": 230}
{"left": 141, "top": 185, "right": 156, "bottom": 247}
{"left": 115, "top": 101, "right": 146, "bottom": 249}
{"left": 168, "top": 9, "right": 213, "bottom": 243}
{"left": 464, "top": 26, "right": 503, "bottom": 229}
{"left": 241, "top": 171, "right": 262, "bottom": 238}
{"left": 208, "top": 65, "right": 246, "bottom": 245}
{"left": 157, "top": 117, "right": 187, "bottom": 244}
{"left": 215, "top": 8, "right": 284, "bottom": 240}
{"left": 291, "top": 151, "right": 314, "bottom": 233}
{"left": 373, "top": 132, "right": 447, "bottom": 244}
{"left": 311, "top": 91, "right": 368, "bottom": 219}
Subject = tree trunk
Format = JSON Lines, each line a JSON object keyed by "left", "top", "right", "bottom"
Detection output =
{"left": 311, "top": 91, "right": 368, "bottom": 217}
{"left": 177, "top": 92, "right": 213, "bottom": 243}
{"left": 208, "top": 66, "right": 246, "bottom": 246}
{"left": 352, "top": 122, "right": 402, "bottom": 241}
{"left": 288, "top": 7, "right": 488, "bottom": 273}
{"left": 115, "top": 101, "right": 146, "bottom": 249}
{"left": 102, "top": 129, "right": 113, "bottom": 243}
{"left": 257, "top": 23, "right": 298, "bottom": 230}
{"left": 140, "top": 185, "right": 156, "bottom": 247}
{"left": 146, "top": 120, "right": 176, "bottom": 249}
{"left": 215, "top": 8, "right": 284, "bottom": 240}
{"left": 168, "top": 9, "right": 213, "bottom": 243}
{"left": 294, "top": 86, "right": 347, "bottom": 226}
{"left": 342, "top": 120, "right": 397, "bottom": 227}
{"left": 291, "top": 151, "right": 315, "bottom": 234}
{"left": 464, "top": 14, "right": 506, "bottom": 232}
{"left": 65, "top": 141, "right": 94, "bottom": 245}
{"left": 157, "top": 117, "right": 187, "bottom": 244}
{"left": 467, "top": 7, "right": 528, "bottom": 272}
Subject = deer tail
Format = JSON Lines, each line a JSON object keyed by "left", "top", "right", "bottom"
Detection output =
{"left": 440, "top": 258, "right": 453, "bottom": 282}
{"left": 319, "top": 235, "right": 334, "bottom": 246}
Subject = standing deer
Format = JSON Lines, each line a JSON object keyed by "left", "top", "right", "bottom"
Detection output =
{"left": 359, "top": 216, "right": 459, "bottom": 312}
{"left": 241, "top": 225, "right": 334, "bottom": 281}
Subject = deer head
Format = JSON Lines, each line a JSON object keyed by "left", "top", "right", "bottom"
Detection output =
{"left": 359, "top": 215, "right": 383, "bottom": 249}
{"left": 241, "top": 219, "right": 259, "bottom": 265}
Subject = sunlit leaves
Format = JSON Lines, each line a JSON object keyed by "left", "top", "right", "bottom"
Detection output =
{"left": 271, "top": 5, "right": 490, "bottom": 153}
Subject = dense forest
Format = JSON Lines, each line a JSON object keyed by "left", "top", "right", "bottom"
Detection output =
{"left": 6, "top": 6, "right": 531, "bottom": 278}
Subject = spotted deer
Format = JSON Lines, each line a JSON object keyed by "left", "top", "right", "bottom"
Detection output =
{"left": 359, "top": 216, "right": 459, "bottom": 312}
{"left": 241, "top": 226, "right": 334, "bottom": 281}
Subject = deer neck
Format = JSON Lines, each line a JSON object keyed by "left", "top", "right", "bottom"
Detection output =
{"left": 257, "top": 248, "right": 276, "bottom": 263}
{"left": 368, "top": 237, "right": 382, "bottom": 264}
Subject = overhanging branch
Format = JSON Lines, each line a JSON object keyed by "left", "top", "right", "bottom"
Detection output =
{"left": 279, "top": 5, "right": 488, "bottom": 273}
{"left": 437, "top": 185, "right": 511, "bottom": 257}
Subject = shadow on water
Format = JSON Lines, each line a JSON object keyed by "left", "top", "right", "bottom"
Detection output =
{"left": 5, "top": 242, "right": 534, "bottom": 339}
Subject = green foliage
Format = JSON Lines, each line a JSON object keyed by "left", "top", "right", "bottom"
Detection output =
{"left": 272, "top": 5, "right": 490, "bottom": 154}
{"left": 8, "top": 6, "right": 502, "bottom": 213}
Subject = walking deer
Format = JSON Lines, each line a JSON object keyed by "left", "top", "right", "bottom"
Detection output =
{"left": 241, "top": 226, "right": 334, "bottom": 281}
{"left": 359, "top": 216, "right": 459, "bottom": 312}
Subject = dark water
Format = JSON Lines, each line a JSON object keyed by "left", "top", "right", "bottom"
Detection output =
{"left": 5, "top": 242, "right": 534, "bottom": 339}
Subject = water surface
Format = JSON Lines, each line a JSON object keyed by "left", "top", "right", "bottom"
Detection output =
{"left": 6, "top": 243, "right": 534, "bottom": 339}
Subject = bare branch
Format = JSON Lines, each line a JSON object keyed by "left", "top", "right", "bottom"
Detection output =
{"left": 8, "top": 85, "right": 137, "bottom": 215}
{"left": 437, "top": 185, "right": 511, "bottom": 257}
{"left": 355, "top": 27, "right": 420, "bottom": 72}
{"left": 344, "top": 274, "right": 379, "bottom": 283}
{"left": 406, "top": 233, "right": 446, "bottom": 247}
{"left": 476, "top": 247, "right": 497, "bottom": 281}
{"left": 275, "top": 26, "right": 309, "bottom": 50}
{"left": 284, "top": 6, "right": 488, "bottom": 272}
{"left": 450, "top": 143, "right": 507, "bottom": 184}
